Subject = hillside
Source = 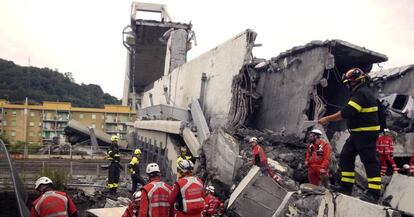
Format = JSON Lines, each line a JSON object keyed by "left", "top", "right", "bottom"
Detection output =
{"left": 0, "top": 58, "right": 120, "bottom": 108}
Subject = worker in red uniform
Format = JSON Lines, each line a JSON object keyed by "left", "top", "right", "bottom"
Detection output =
{"left": 122, "top": 191, "right": 142, "bottom": 217}
{"left": 169, "top": 159, "right": 205, "bottom": 217}
{"left": 31, "top": 177, "right": 78, "bottom": 217}
{"left": 139, "top": 163, "right": 173, "bottom": 217}
{"left": 203, "top": 185, "right": 224, "bottom": 217}
{"left": 249, "top": 137, "right": 282, "bottom": 182}
{"left": 304, "top": 129, "right": 331, "bottom": 186}
{"left": 376, "top": 129, "right": 398, "bottom": 175}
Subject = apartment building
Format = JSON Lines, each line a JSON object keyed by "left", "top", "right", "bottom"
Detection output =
{"left": 0, "top": 99, "right": 136, "bottom": 144}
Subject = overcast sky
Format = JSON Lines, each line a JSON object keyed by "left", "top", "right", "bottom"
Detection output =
{"left": 1, "top": 0, "right": 413, "bottom": 99}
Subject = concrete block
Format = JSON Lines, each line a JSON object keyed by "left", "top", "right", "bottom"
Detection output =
{"left": 383, "top": 174, "right": 414, "bottom": 215}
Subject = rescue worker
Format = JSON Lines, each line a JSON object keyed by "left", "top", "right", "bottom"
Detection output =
{"left": 249, "top": 137, "right": 282, "bottom": 182}
{"left": 107, "top": 135, "right": 121, "bottom": 195}
{"left": 304, "top": 129, "right": 331, "bottom": 187}
{"left": 398, "top": 164, "right": 412, "bottom": 176}
{"left": 122, "top": 191, "right": 142, "bottom": 217}
{"left": 139, "top": 163, "right": 173, "bottom": 217}
{"left": 319, "top": 68, "right": 382, "bottom": 203}
{"left": 176, "top": 146, "right": 192, "bottom": 165}
{"left": 169, "top": 159, "right": 205, "bottom": 217}
{"left": 203, "top": 186, "right": 224, "bottom": 217}
{"left": 129, "top": 148, "right": 146, "bottom": 193}
{"left": 31, "top": 177, "right": 78, "bottom": 217}
{"left": 376, "top": 129, "right": 398, "bottom": 175}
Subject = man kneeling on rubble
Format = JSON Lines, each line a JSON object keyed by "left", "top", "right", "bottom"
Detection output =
{"left": 249, "top": 137, "right": 282, "bottom": 182}
{"left": 305, "top": 129, "right": 331, "bottom": 187}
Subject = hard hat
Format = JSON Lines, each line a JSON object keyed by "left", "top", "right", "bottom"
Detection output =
{"left": 146, "top": 163, "right": 160, "bottom": 174}
{"left": 177, "top": 159, "right": 194, "bottom": 172}
{"left": 249, "top": 137, "right": 258, "bottom": 143}
{"left": 206, "top": 185, "right": 215, "bottom": 193}
{"left": 403, "top": 164, "right": 410, "bottom": 170}
{"left": 342, "top": 68, "right": 366, "bottom": 84}
{"left": 132, "top": 191, "right": 142, "bottom": 199}
{"left": 310, "top": 129, "right": 322, "bottom": 136}
{"left": 134, "top": 149, "right": 142, "bottom": 155}
{"left": 111, "top": 135, "right": 119, "bottom": 142}
{"left": 35, "top": 176, "right": 53, "bottom": 190}
{"left": 384, "top": 128, "right": 390, "bottom": 132}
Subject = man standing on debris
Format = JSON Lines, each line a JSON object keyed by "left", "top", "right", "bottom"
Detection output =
{"left": 319, "top": 68, "right": 382, "bottom": 203}
{"left": 203, "top": 185, "right": 224, "bottom": 217}
{"left": 123, "top": 191, "right": 142, "bottom": 217}
{"left": 376, "top": 129, "right": 398, "bottom": 175}
{"left": 107, "top": 135, "right": 121, "bottom": 195}
{"left": 169, "top": 159, "right": 205, "bottom": 217}
{"left": 305, "top": 129, "right": 331, "bottom": 186}
{"left": 31, "top": 177, "right": 78, "bottom": 217}
{"left": 129, "top": 148, "right": 146, "bottom": 193}
{"left": 139, "top": 163, "right": 173, "bottom": 217}
{"left": 249, "top": 137, "right": 282, "bottom": 182}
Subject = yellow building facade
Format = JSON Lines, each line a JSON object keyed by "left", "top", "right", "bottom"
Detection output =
{"left": 0, "top": 99, "right": 136, "bottom": 144}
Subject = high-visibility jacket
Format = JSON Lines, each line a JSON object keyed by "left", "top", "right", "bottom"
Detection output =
{"left": 31, "top": 190, "right": 77, "bottom": 217}
{"left": 252, "top": 143, "right": 268, "bottom": 167}
{"left": 376, "top": 135, "right": 394, "bottom": 155}
{"left": 169, "top": 176, "right": 204, "bottom": 215}
{"left": 341, "top": 84, "right": 380, "bottom": 132}
{"left": 139, "top": 178, "right": 173, "bottom": 217}
{"left": 122, "top": 199, "right": 140, "bottom": 217}
{"left": 203, "top": 194, "right": 223, "bottom": 216}
{"left": 128, "top": 156, "right": 140, "bottom": 174}
{"left": 107, "top": 144, "right": 120, "bottom": 163}
{"left": 177, "top": 155, "right": 192, "bottom": 165}
{"left": 305, "top": 139, "right": 331, "bottom": 170}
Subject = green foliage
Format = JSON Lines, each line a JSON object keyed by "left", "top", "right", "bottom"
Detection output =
{"left": 36, "top": 166, "right": 69, "bottom": 190}
{"left": 0, "top": 58, "right": 120, "bottom": 107}
{"left": 0, "top": 134, "right": 10, "bottom": 144}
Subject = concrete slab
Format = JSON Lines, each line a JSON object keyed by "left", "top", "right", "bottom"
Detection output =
{"left": 134, "top": 120, "right": 182, "bottom": 134}
{"left": 86, "top": 207, "right": 127, "bottom": 217}
{"left": 383, "top": 174, "right": 414, "bottom": 215}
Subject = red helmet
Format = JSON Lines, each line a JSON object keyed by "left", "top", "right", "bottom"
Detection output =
{"left": 342, "top": 68, "right": 366, "bottom": 84}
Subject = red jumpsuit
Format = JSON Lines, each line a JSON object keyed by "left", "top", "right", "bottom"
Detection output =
{"left": 252, "top": 143, "right": 278, "bottom": 179}
{"left": 203, "top": 194, "right": 223, "bottom": 217}
{"left": 305, "top": 139, "right": 331, "bottom": 186}
{"left": 169, "top": 176, "right": 205, "bottom": 217}
{"left": 122, "top": 199, "right": 140, "bottom": 217}
{"left": 139, "top": 177, "right": 173, "bottom": 217}
{"left": 31, "top": 190, "right": 77, "bottom": 217}
{"left": 376, "top": 134, "right": 398, "bottom": 175}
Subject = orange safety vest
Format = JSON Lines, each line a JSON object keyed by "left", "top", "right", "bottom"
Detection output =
{"left": 33, "top": 191, "right": 69, "bottom": 217}
{"left": 177, "top": 177, "right": 205, "bottom": 214}
{"left": 143, "top": 181, "right": 172, "bottom": 217}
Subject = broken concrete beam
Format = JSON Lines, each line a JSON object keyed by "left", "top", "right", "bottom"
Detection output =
{"left": 383, "top": 174, "right": 414, "bottom": 215}
{"left": 227, "top": 166, "right": 292, "bottom": 217}
{"left": 203, "top": 128, "right": 241, "bottom": 188}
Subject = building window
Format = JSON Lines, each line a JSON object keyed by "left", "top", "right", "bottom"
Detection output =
{"left": 101, "top": 115, "right": 104, "bottom": 119}
{"left": 3, "top": 121, "right": 6, "bottom": 126}
{"left": 30, "top": 112, "right": 35, "bottom": 117}
{"left": 11, "top": 120, "right": 16, "bottom": 127}
{"left": 12, "top": 110, "right": 17, "bottom": 116}
{"left": 29, "top": 132, "right": 34, "bottom": 137}
{"left": 91, "top": 124, "right": 96, "bottom": 128}
{"left": 101, "top": 125, "right": 104, "bottom": 129}
{"left": 11, "top": 130, "right": 16, "bottom": 137}
{"left": 92, "top": 114, "right": 96, "bottom": 119}
{"left": 79, "top": 113, "right": 84, "bottom": 119}
{"left": 39, "top": 122, "right": 42, "bottom": 127}
{"left": 29, "top": 122, "right": 34, "bottom": 127}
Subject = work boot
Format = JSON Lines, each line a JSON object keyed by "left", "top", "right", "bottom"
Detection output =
{"left": 360, "top": 191, "right": 380, "bottom": 204}
{"left": 330, "top": 185, "right": 352, "bottom": 196}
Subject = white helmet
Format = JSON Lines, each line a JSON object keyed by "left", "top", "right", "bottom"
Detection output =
{"left": 403, "top": 164, "right": 410, "bottom": 170}
{"left": 146, "top": 163, "right": 160, "bottom": 174}
{"left": 35, "top": 176, "right": 53, "bottom": 190}
{"left": 132, "top": 191, "right": 142, "bottom": 199}
{"left": 384, "top": 128, "right": 390, "bottom": 133}
{"left": 177, "top": 159, "right": 194, "bottom": 172}
{"left": 206, "top": 185, "right": 215, "bottom": 193}
{"left": 310, "top": 129, "right": 322, "bottom": 136}
{"left": 249, "top": 137, "right": 258, "bottom": 143}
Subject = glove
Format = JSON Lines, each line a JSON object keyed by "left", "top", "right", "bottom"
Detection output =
{"left": 319, "top": 168, "right": 327, "bottom": 175}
